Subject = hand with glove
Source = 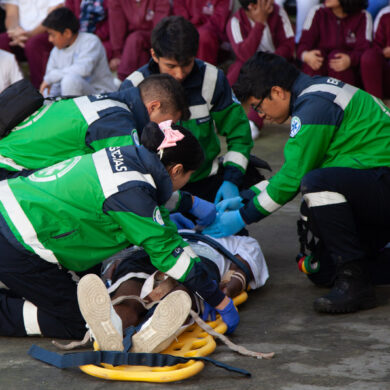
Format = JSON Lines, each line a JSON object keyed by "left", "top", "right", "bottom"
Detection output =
{"left": 170, "top": 212, "right": 195, "bottom": 230}
{"left": 216, "top": 196, "right": 244, "bottom": 213}
{"left": 202, "top": 209, "right": 245, "bottom": 238}
{"left": 202, "top": 301, "right": 217, "bottom": 321}
{"left": 214, "top": 181, "right": 240, "bottom": 203}
{"left": 216, "top": 297, "right": 239, "bottom": 334}
{"left": 189, "top": 196, "right": 216, "bottom": 226}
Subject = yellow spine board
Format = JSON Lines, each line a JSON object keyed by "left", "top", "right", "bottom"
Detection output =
{"left": 80, "top": 291, "right": 248, "bottom": 382}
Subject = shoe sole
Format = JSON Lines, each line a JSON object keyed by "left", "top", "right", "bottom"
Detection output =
{"left": 313, "top": 295, "right": 377, "bottom": 314}
{"left": 77, "top": 274, "right": 123, "bottom": 351}
{"left": 131, "top": 290, "right": 192, "bottom": 353}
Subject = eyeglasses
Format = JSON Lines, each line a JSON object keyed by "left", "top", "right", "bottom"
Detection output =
{"left": 251, "top": 98, "right": 265, "bottom": 115}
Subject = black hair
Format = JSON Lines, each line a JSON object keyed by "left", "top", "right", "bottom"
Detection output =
{"left": 151, "top": 16, "right": 199, "bottom": 64}
{"left": 233, "top": 52, "right": 300, "bottom": 102}
{"left": 239, "top": 0, "right": 257, "bottom": 11}
{"left": 141, "top": 122, "right": 204, "bottom": 172}
{"left": 42, "top": 7, "right": 80, "bottom": 34}
{"left": 138, "top": 74, "right": 190, "bottom": 121}
{"left": 339, "top": 0, "right": 368, "bottom": 14}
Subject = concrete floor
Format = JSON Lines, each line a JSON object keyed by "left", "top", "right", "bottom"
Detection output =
{"left": 1, "top": 122, "right": 390, "bottom": 390}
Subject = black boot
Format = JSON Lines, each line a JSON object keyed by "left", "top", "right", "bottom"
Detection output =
{"left": 313, "top": 260, "right": 376, "bottom": 313}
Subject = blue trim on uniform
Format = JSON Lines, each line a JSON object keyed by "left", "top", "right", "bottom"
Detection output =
{"left": 240, "top": 200, "right": 266, "bottom": 225}
{"left": 223, "top": 165, "right": 244, "bottom": 187}
{"left": 176, "top": 191, "right": 193, "bottom": 214}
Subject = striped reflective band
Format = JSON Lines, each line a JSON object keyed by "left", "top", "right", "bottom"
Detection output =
{"left": 126, "top": 71, "right": 144, "bottom": 87}
{"left": 0, "top": 154, "right": 27, "bottom": 171}
{"left": 166, "top": 246, "right": 196, "bottom": 280}
{"left": 165, "top": 191, "right": 180, "bottom": 212}
{"left": 299, "top": 83, "right": 357, "bottom": 110}
{"left": 189, "top": 104, "right": 210, "bottom": 119}
{"left": 0, "top": 181, "right": 59, "bottom": 264}
{"left": 23, "top": 301, "right": 41, "bottom": 335}
{"left": 253, "top": 180, "right": 269, "bottom": 192}
{"left": 202, "top": 64, "right": 218, "bottom": 111}
{"left": 224, "top": 151, "right": 248, "bottom": 170}
{"left": 255, "top": 181, "right": 282, "bottom": 213}
{"left": 303, "top": 191, "right": 347, "bottom": 207}
{"left": 93, "top": 149, "right": 156, "bottom": 199}
{"left": 74, "top": 97, "right": 130, "bottom": 125}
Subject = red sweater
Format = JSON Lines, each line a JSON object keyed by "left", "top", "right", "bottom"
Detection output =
{"left": 226, "top": 4, "right": 295, "bottom": 63}
{"left": 172, "top": 0, "right": 232, "bottom": 38}
{"left": 373, "top": 6, "right": 390, "bottom": 51}
{"left": 297, "top": 5, "right": 372, "bottom": 67}
{"left": 65, "top": 0, "right": 110, "bottom": 44}
{"left": 108, "top": 0, "right": 170, "bottom": 57}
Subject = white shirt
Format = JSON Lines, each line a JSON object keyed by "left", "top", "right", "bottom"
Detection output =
{"left": 0, "top": 49, "right": 23, "bottom": 93}
{"left": 44, "top": 32, "right": 116, "bottom": 93}
{"left": 1, "top": 0, "right": 63, "bottom": 30}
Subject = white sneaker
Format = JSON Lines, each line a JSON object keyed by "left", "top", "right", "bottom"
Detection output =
{"left": 77, "top": 274, "right": 123, "bottom": 351}
{"left": 130, "top": 290, "right": 192, "bottom": 353}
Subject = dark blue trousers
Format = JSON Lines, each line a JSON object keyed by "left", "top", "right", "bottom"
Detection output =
{"left": 0, "top": 232, "right": 99, "bottom": 339}
{"left": 301, "top": 167, "right": 390, "bottom": 282}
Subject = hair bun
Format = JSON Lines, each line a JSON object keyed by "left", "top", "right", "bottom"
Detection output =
{"left": 140, "top": 122, "right": 164, "bottom": 152}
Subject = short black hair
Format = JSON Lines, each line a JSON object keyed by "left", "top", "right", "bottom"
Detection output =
{"left": 239, "top": 0, "right": 257, "bottom": 11}
{"left": 138, "top": 74, "right": 190, "bottom": 121}
{"left": 42, "top": 7, "right": 80, "bottom": 34}
{"left": 151, "top": 16, "right": 199, "bottom": 64}
{"left": 233, "top": 52, "right": 300, "bottom": 102}
{"left": 141, "top": 121, "right": 204, "bottom": 172}
{"left": 339, "top": 0, "right": 368, "bottom": 14}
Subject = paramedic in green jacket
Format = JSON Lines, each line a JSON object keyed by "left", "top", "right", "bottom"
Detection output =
{"left": 121, "top": 16, "right": 256, "bottom": 203}
{"left": 204, "top": 52, "right": 390, "bottom": 315}
{"left": 0, "top": 74, "right": 189, "bottom": 179}
{"left": 0, "top": 121, "right": 239, "bottom": 339}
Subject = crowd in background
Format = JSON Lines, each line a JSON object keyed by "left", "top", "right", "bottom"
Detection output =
{"left": 0, "top": 0, "right": 390, "bottom": 98}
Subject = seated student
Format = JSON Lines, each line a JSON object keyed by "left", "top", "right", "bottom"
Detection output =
{"left": 0, "top": 121, "right": 237, "bottom": 340}
{"left": 78, "top": 227, "right": 269, "bottom": 352}
{"left": 204, "top": 52, "right": 390, "bottom": 315}
{"left": 39, "top": 7, "right": 116, "bottom": 97}
{"left": 226, "top": 0, "right": 294, "bottom": 139}
{"left": 361, "top": 5, "right": 390, "bottom": 99}
{"left": 275, "top": 0, "right": 319, "bottom": 43}
{"left": 0, "top": 0, "right": 63, "bottom": 88}
{"left": 297, "top": 0, "right": 371, "bottom": 87}
{"left": 108, "top": 0, "right": 170, "bottom": 81}
{"left": 226, "top": 0, "right": 295, "bottom": 86}
{"left": 172, "top": 0, "right": 233, "bottom": 66}
{"left": 121, "top": 16, "right": 257, "bottom": 204}
{"left": 65, "top": 0, "right": 112, "bottom": 61}
{"left": 0, "top": 74, "right": 189, "bottom": 179}
{"left": 0, "top": 48, "right": 22, "bottom": 93}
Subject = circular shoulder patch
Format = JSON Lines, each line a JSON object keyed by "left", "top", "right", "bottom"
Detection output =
{"left": 290, "top": 116, "right": 302, "bottom": 138}
{"left": 29, "top": 156, "right": 82, "bottom": 182}
{"left": 153, "top": 207, "right": 165, "bottom": 226}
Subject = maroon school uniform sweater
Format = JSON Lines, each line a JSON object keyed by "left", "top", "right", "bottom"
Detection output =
{"left": 172, "top": 0, "right": 232, "bottom": 39}
{"left": 226, "top": 4, "right": 295, "bottom": 63}
{"left": 297, "top": 4, "right": 372, "bottom": 67}
{"left": 108, "top": 0, "right": 170, "bottom": 58}
{"left": 373, "top": 6, "right": 390, "bottom": 51}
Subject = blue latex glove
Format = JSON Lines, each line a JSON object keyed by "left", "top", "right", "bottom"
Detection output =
{"left": 202, "top": 210, "right": 246, "bottom": 238}
{"left": 216, "top": 196, "right": 244, "bottom": 213}
{"left": 216, "top": 298, "right": 239, "bottom": 334}
{"left": 170, "top": 212, "right": 195, "bottom": 230}
{"left": 214, "top": 181, "right": 240, "bottom": 204}
{"left": 202, "top": 301, "right": 217, "bottom": 321}
{"left": 189, "top": 196, "right": 216, "bottom": 226}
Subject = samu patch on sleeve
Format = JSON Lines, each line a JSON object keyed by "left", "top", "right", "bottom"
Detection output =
{"left": 153, "top": 207, "right": 165, "bottom": 226}
{"left": 290, "top": 116, "right": 302, "bottom": 137}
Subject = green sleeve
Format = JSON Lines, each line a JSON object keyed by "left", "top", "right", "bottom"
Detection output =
{"left": 107, "top": 206, "right": 199, "bottom": 282}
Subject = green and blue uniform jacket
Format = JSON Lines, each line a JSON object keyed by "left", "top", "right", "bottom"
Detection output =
{"left": 121, "top": 59, "right": 253, "bottom": 185}
{"left": 0, "top": 145, "right": 225, "bottom": 306}
{"left": 241, "top": 73, "right": 390, "bottom": 223}
{"left": 0, "top": 88, "right": 147, "bottom": 172}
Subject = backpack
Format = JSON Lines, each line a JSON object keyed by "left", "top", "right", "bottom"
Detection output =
{"left": 0, "top": 78, "right": 44, "bottom": 139}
